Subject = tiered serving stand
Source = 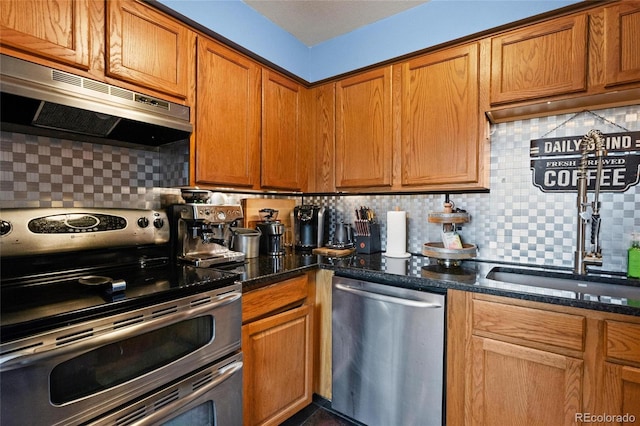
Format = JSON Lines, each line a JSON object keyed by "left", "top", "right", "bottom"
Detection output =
{"left": 422, "top": 199, "right": 477, "bottom": 268}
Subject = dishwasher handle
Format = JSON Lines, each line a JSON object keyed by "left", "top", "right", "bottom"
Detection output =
{"left": 334, "top": 283, "right": 442, "bottom": 308}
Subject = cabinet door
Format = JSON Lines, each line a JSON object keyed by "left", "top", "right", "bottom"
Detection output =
{"left": 107, "top": 0, "right": 192, "bottom": 99}
{"left": 397, "top": 44, "right": 480, "bottom": 187}
{"left": 335, "top": 67, "right": 392, "bottom": 188}
{"left": 242, "top": 304, "right": 313, "bottom": 426}
{"left": 261, "top": 70, "right": 305, "bottom": 191}
{"left": 602, "top": 363, "right": 640, "bottom": 422}
{"left": 604, "top": 2, "right": 640, "bottom": 87}
{"left": 470, "top": 336, "right": 583, "bottom": 425}
{"left": 311, "top": 83, "right": 336, "bottom": 193}
{"left": 490, "top": 14, "right": 587, "bottom": 104}
{"left": 0, "top": 0, "right": 91, "bottom": 69}
{"left": 195, "top": 37, "right": 261, "bottom": 188}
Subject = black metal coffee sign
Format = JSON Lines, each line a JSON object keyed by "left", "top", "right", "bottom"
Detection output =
{"left": 529, "top": 131, "right": 640, "bottom": 192}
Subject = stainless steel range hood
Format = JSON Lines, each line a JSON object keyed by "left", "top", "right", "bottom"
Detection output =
{"left": 0, "top": 55, "right": 192, "bottom": 146}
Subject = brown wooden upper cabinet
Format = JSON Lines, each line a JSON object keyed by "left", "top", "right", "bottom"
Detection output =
{"left": 107, "top": 0, "right": 192, "bottom": 99}
{"left": 335, "top": 67, "right": 393, "bottom": 189}
{"left": 261, "top": 70, "right": 306, "bottom": 191}
{"left": 604, "top": 1, "right": 640, "bottom": 87}
{"left": 195, "top": 37, "right": 261, "bottom": 189}
{"left": 490, "top": 14, "right": 588, "bottom": 105}
{"left": 395, "top": 43, "right": 482, "bottom": 188}
{"left": 0, "top": 0, "right": 95, "bottom": 70}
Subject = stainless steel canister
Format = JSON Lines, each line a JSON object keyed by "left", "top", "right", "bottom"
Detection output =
{"left": 231, "top": 228, "right": 261, "bottom": 258}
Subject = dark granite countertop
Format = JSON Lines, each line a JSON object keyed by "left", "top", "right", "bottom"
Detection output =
{"left": 220, "top": 250, "right": 640, "bottom": 316}
{"left": 212, "top": 251, "right": 318, "bottom": 292}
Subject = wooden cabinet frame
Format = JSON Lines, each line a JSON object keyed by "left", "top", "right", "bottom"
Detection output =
{"left": 394, "top": 43, "right": 484, "bottom": 189}
{"left": 335, "top": 67, "right": 393, "bottom": 189}
{"left": 107, "top": 0, "right": 193, "bottom": 99}
{"left": 0, "top": 0, "right": 98, "bottom": 71}
{"left": 242, "top": 274, "right": 315, "bottom": 426}
{"left": 490, "top": 14, "right": 588, "bottom": 105}
{"left": 448, "top": 290, "right": 640, "bottom": 425}
{"left": 470, "top": 336, "right": 583, "bottom": 425}
{"left": 604, "top": 1, "right": 640, "bottom": 87}
{"left": 195, "top": 37, "right": 261, "bottom": 188}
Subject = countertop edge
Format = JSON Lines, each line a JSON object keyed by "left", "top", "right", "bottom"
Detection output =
{"left": 235, "top": 253, "right": 639, "bottom": 317}
{"left": 321, "top": 263, "right": 640, "bottom": 317}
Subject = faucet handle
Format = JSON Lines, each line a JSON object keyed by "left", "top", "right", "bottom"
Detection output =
{"left": 579, "top": 204, "right": 593, "bottom": 221}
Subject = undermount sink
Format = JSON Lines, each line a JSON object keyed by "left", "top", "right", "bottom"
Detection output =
{"left": 485, "top": 267, "right": 640, "bottom": 302}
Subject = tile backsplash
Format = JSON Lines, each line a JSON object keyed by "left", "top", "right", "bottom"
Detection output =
{"left": 0, "top": 134, "right": 189, "bottom": 209}
{"left": 1, "top": 105, "right": 638, "bottom": 273}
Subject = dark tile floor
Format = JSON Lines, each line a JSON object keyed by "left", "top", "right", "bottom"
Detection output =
{"left": 280, "top": 395, "right": 363, "bottom": 426}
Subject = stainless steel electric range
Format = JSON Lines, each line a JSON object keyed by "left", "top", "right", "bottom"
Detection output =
{"left": 0, "top": 208, "right": 243, "bottom": 426}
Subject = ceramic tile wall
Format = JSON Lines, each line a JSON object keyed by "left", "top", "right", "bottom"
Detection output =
{"left": 0, "top": 133, "right": 189, "bottom": 209}
{"left": 1, "top": 105, "right": 638, "bottom": 273}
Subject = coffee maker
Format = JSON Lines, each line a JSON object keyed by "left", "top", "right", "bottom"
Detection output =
{"left": 256, "top": 208, "right": 286, "bottom": 256}
{"left": 170, "top": 202, "right": 246, "bottom": 267}
{"left": 293, "top": 204, "right": 327, "bottom": 251}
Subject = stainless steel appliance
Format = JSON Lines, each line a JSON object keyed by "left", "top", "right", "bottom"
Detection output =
{"left": 293, "top": 204, "right": 327, "bottom": 251}
{"left": 332, "top": 276, "right": 445, "bottom": 426}
{"left": 329, "top": 222, "right": 354, "bottom": 249}
{"left": 256, "top": 208, "right": 285, "bottom": 256}
{"left": 0, "top": 208, "right": 243, "bottom": 426}
{"left": 170, "top": 203, "right": 246, "bottom": 267}
{"left": 231, "top": 227, "right": 261, "bottom": 258}
{"left": 0, "top": 54, "right": 192, "bottom": 146}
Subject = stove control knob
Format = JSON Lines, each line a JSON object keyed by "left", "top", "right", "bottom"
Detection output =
{"left": 0, "top": 220, "right": 12, "bottom": 236}
{"left": 137, "top": 217, "right": 150, "bottom": 228}
{"left": 153, "top": 218, "right": 165, "bottom": 229}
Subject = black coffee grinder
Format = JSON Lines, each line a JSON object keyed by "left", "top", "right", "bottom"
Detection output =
{"left": 293, "top": 204, "right": 327, "bottom": 251}
{"left": 256, "top": 208, "right": 285, "bottom": 256}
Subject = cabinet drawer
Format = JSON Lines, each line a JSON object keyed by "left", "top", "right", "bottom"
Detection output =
{"left": 472, "top": 299, "right": 585, "bottom": 351}
{"left": 606, "top": 320, "right": 640, "bottom": 364}
{"left": 242, "top": 275, "right": 308, "bottom": 323}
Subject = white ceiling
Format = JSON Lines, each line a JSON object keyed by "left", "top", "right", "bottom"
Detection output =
{"left": 243, "top": 0, "right": 430, "bottom": 46}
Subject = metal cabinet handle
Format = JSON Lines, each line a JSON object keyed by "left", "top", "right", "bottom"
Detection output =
{"left": 335, "top": 283, "right": 442, "bottom": 308}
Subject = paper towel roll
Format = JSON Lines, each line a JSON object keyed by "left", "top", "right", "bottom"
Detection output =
{"left": 384, "top": 210, "right": 411, "bottom": 258}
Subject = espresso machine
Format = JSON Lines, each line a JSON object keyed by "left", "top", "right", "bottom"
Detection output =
{"left": 170, "top": 202, "right": 246, "bottom": 267}
{"left": 256, "top": 208, "right": 285, "bottom": 256}
{"left": 293, "top": 204, "right": 327, "bottom": 251}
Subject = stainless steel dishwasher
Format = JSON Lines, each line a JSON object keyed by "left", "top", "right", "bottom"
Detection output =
{"left": 332, "top": 276, "right": 445, "bottom": 426}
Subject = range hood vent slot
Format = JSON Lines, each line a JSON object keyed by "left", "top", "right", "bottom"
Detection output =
{"left": 1, "top": 55, "right": 192, "bottom": 147}
{"left": 34, "top": 102, "right": 121, "bottom": 137}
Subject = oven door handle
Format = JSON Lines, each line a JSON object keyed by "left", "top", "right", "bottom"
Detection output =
{"left": 0, "top": 291, "right": 241, "bottom": 370}
{"left": 137, "top": 359, "right": 243, "bottom": 425}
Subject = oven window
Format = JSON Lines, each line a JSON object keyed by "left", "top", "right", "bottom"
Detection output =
{"left": 162, "top": 401, "right": 214, "bottom": 426}
{"left": 50, "top": 316, "right": 212, "bottom": 404}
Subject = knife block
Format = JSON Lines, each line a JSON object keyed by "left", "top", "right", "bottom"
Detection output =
{"left": 355, "top": 224, "right": 381, "bottom": 254}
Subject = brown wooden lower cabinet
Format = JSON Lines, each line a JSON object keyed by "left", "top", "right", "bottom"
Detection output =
{"left": 470, "top": 336, "right": 583, "bottom": 425}
{"left": 241, "top": 275, "right": 314, "bottom": 426}
{"left": 602, "top": 363, "right": 640, "bottom": 421}
{"left": 447, "top": 290, "right": 640, "bottom": 426}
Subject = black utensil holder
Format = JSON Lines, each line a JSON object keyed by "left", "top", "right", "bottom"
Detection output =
{"left": 355, "top": 224, "right": 381, "bottom": 254}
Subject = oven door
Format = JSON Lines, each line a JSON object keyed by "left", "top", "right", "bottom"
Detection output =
{"left": 0, "top": 283, "right": 241, "bottom": 426}
{"left": 88, "top": 352, "right": 243, "bottom": 426}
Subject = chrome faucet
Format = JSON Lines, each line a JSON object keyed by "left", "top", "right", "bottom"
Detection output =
{"left": 574, "top": 129, "right": 606, "bottom": 274}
